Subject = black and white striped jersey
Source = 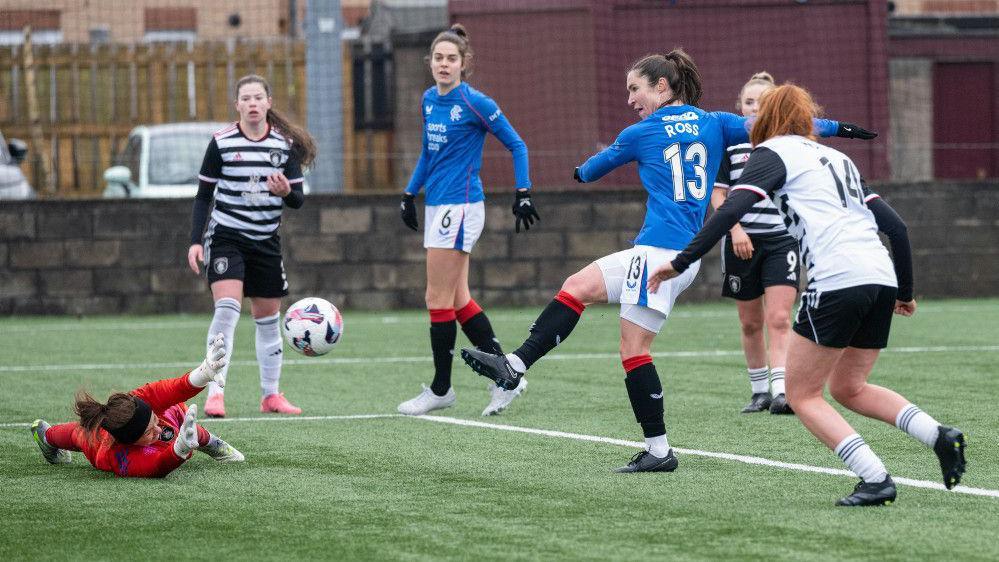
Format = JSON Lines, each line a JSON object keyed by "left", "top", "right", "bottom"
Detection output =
{"left": 731, "top": 135, "right": 896, "bottom": 293}
{"left": 198, "top": 123, "right": 304, "bottom": 241}
{"left": 715, "top": 143, "right": 790, "bottom": 239}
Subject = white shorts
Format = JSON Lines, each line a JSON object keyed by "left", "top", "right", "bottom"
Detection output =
{"left": 596, "top": 245, "right": 701, "bottom": 334}
{"left": 423, "top": 202, "right": 485, "bottom": 253}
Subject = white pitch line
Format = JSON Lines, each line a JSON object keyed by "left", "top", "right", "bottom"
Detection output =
{"left": 4, "top": 411, "right": 992, "bottom": 499}
{"left": 201, "top": 413, "right": 401, "bottom": 424}
{"left": 2, "top": 303, "right": 992, "bottom": 333}
{"left": 2, "top": 345, "right": 998, "bottom": 374}
{"left": 0, "top": 310, "right": 735, "bottom": 332}
{"left": 416, "top": 415, "right": 999, "bottom": 499}
{"left": 0, "top": 413, "right": 402, "bottom": 428}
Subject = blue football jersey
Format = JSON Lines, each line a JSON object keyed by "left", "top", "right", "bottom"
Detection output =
{"left": 405, "top": 83, "right": 530, "bottom": 205}
{"left": 577, "top": 105, "right": 838, "bottom": 250}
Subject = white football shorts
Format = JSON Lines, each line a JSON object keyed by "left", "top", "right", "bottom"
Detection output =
{"left": 423, "top": 201, "right": 485, "bottom": 253}
{"left": 596, "top": 245, "right": 701, "bottom": 334}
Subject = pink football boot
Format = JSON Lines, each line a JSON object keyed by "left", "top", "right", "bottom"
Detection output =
{"left": 204, "top": 394, "right": 226, "bottom": 418}
{"left": 261, "top": 393, "right": 302, "bottom": 415}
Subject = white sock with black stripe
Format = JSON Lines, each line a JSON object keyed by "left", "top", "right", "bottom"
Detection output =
{"left": 256, "top": 313, "right": 283, "bottom": 397}
{"left": 770, "top": 367, "right": 786, "bottom": 395}
{"left": 835, "top": 433, "right": 888, "bottom": 483}
{"left": 895, "top": 403, "right": 940, "bottom": 447}
{"left": 748, "top": 366, "right": 769, "bottom": 394}
{"left": 206, "top": 297, "right": 240, "bottom": 399}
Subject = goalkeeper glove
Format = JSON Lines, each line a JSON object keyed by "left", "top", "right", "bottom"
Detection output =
{"left": 190, "top": 333, "right": 228, "bottom": 388}
{"left": 173, "top": 404, "right": 200, "bottom": 458}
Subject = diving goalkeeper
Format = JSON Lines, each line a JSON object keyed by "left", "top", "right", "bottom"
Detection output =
{"left": 29, "top": 334, "right": 244, "bottom": 477}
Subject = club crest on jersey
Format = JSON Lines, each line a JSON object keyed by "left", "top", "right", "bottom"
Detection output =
{"left": 159, "top": 427, "right": 175, "bottom": 442}
{"left": 728, "top": 275, "right": 741, "bottom": 294}
{"left": 425, "top": 104, "right": 433, "bottom": 116}
{"left": 450, "top": 105, "right": 463, "bottom": 122}
{"left": 268, "top": 149, "right": 283, "bottom": 167}
{"left": 213, "top": 257, "right": 228, "bottom": 275}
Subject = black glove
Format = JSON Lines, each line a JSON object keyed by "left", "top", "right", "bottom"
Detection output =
{"left": 573, "top": 167, "right": 584, "bottom": 183}
{"left": 512, "top": 190, "right": 540, "bottom": 233}
{"left": 400, "top": 193, "right": 418, "bottom": 231}
{"left": 836, "top": 122, "right": 877, "bottom": 140}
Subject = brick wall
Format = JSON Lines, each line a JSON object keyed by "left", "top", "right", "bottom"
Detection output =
{"left": 1, "top": 183, "right": 997, "bottom": 315}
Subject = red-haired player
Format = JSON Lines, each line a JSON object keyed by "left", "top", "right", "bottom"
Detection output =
{"left": 29, "top": 334, "right": 244, "bottom": 478}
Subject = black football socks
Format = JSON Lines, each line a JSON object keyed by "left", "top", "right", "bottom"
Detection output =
{"left": 511, "top": 291, "right": 586, "bottom": 370}
{"left": 456, "top": 299, "right": 503, "bottom": 355}
{"left": 429, "top": 309, "right": 457, "bottom": 397}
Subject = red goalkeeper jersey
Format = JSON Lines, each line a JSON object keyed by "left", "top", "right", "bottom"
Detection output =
{"left": 68, "top": 373, "right": 202, "bottom": 478}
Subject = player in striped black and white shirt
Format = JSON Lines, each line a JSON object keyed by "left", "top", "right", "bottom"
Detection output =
{"left": 712, "top": 72, "right": 799, "bottom": 415}
{"left": 188, "top": 74, "right": 317, "bottom": 418}
{"left": 651, "top": 84, "right": 966, "bottom": 506}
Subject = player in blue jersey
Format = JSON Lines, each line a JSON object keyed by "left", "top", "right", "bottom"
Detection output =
{"left": 461, "top": 49, "right": 877, "bottom": 472}
{"left": 397, "top": 25, "right": 538, "bottom": 418}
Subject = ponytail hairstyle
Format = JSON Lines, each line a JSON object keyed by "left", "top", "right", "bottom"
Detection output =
{"left": 235, "top": 74, "right": 318, "bottom": 168}
{"left": 629, "top": 48, "right": 703, "bottom": 107}
{"left": 750, "top": 83, "right": 822, "bottom": 146}
{"left": 75, "top": 391, "right": 139, "bottom": 439}
{"left": 738, "top": 71, "right": 775, "bottom": 109}
{"left": 428, "top": 24, "right": 473, "bottom": 78}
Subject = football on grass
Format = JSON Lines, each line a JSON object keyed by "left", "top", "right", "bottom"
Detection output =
{"left": 282, "top": 297, "right": 343, "bottom": 356}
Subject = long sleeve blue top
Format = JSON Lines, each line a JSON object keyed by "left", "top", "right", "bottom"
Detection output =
{"left": 577, "top": 105, "right": 838, "bottom": 250}
{"left": 405, "top": 82, "right": 530, "bottom": 205}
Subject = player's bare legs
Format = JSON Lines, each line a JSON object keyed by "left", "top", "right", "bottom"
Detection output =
{"left": 203, "top": 279, "right": 243, "bottom": 417}
{"left": 452, "top": 255, "right": 472, "bottom": 310}
{"left": 827, "top": 348, "right": 905, "bottom": 422}
{"left": 561, "top": 262, "right": 609, "bottom": 305}
{"left": 763, "top": 285, "right": 797, "bottom": 414}
{"left": 785, "top": 335, "right": 854, "bottom": 447}
{"left": 736, "top": 298, "right": 767, "bottom": 369}
{"left": 426, "top": 248, "right": 465, "bottom": 310}
{"left": 830, "top": 347, "right": 966, "bottom": 489}
{"left": 785, "top": 333, "right": 896, "bottom": 505}
{"left": 735, "top": 297, "right": 770, "bottom": 412}
{"left": 398, "top": 249, "right": 466, "bottom": 415}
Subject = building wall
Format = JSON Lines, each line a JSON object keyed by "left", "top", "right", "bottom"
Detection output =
{"left": 2, "top": 182, "right": 996, "bottom": 316}
{"left": 889, "top": 59, "right": 934, "bottom": 181}
{"left": 892, "top": 0, "right": 999, "bottom": 14}
{"left": 887, "top": 34, "right": 999, "bottom": 180}
{"left": 0, "top": 1, "right": 297, "bottom": 42}
{"left": 449, "top": 0, "right": 890, "bottom": 188}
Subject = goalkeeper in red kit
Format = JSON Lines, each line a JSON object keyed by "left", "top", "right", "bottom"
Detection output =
{"left": 29, "top": 334, "right": 244, "bottom": 478}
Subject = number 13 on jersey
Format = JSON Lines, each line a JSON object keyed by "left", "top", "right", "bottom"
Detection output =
{"left": 663, "top": 142, "right": 707, "bottom": 202}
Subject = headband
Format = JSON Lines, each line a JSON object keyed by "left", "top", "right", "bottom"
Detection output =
{"left": 108, "top": 397, "right": 152, "bottom": 444}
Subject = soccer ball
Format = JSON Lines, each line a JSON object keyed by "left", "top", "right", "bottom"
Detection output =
{"left": 282, "top": 297, "right": 343, "bottom": 356}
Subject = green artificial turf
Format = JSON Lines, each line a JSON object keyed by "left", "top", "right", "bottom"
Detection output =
{"left": 2, "top": 299, "right": 997, "bottom": 561}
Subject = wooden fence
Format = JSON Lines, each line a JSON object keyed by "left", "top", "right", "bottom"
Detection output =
{"left": 0, "top": 39, "right": 393, "bottom": 196}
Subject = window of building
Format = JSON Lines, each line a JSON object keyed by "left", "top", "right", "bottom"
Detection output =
{"left": 143, "top": 7, "right": 197, "bottom": 43}
{"left": 0, "top": 9, "right": 61, "bottom": 45}
{"left": 352, "top": 42, "right": 394, "bottom": 130}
